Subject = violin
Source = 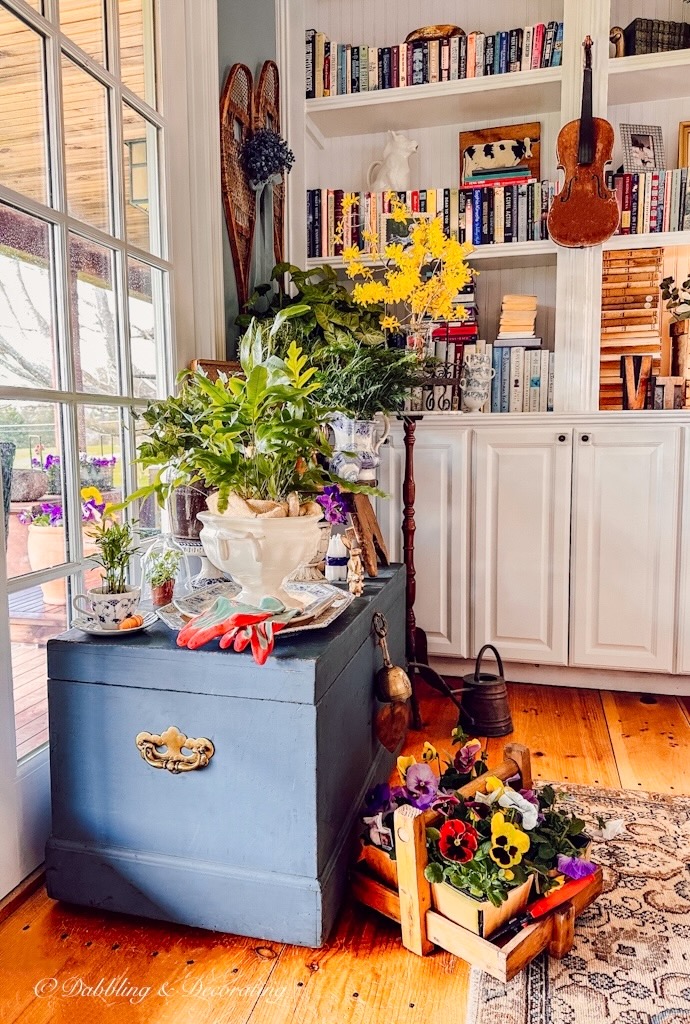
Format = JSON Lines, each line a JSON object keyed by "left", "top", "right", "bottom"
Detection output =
{"left": 547, "top": 37, "right": 619, "bottom": 248}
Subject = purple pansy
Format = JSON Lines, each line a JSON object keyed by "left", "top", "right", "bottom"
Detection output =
{"left": 364, "top": 783, "right": 394, "bottom": 816}
{"left": 454, "top": 738, "right": 483, "bottom": 774}
{"left": 557, "top": 854, "right": 597, "bottom": 880}
{"left": 316, "top": 485, "right": 349, "bottom": 525}
{"left": 431, "top": 791, "right": 461, "bottom": 816}
{"left": 404, "top": 763, "right": 439, "bottom": 809}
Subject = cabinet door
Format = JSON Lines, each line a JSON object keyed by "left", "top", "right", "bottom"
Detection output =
{"left": 473, "top": 427, "right": 572, "bottom": 664}
{"left": 675, "top": 429, "right": 690, "bottom": 675}
{"left": 378, "top": 425, "right": 470, "bottom": 659}
{"left": 570, "top": 426, "right": 681, "bottom": 672}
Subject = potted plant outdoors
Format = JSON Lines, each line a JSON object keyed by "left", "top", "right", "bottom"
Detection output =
{"left": 19, "top": 490, "right": 104, "bottom": 605}
{"left": 360, "top": 728, "right": 596, "bottom": 938}
{"left": 74, "top": 514, "right": 141, "bottom": 628}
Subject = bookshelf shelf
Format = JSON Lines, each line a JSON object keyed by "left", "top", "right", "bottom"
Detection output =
{"left": 306, "top": 239, "right": 558, "bottom": 272}
{"left": 305, "top": 67, "right": 562, "bottom": 138}
{"left": 608, "top": 49, "right": 690, "bottom": 106}
{"left": 604, "top": 230, "right": 690, "bottom": 251}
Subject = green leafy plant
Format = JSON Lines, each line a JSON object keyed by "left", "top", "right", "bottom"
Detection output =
{"left": 661, "top": 273, "right": 690, "bottom": 321}
{"left": 318, "top": 341, "right": 429, "bottom": 419}
{"left": 143, "top": 548, "right": 182, "bottom": 588}
{"left": 88, "top": 515, "right": 138, "bottom": 594}
{"left": 237, "top": 263, "right": 385, "bottom": 351}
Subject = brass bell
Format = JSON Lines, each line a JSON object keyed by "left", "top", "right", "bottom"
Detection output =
{"left": 373, "top": 612, "right": 413, "bottom": 703}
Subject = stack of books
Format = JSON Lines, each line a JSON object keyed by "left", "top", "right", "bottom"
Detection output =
{"left": 305, "top": 22, "right": 564, "bottom": 98}
{"left": 490, "top": 295, "right": 553, "bottom": 413}
{"left": 608, "top": 169, "right": 690, "bottom": 235}
{"left": 599, "top": 248, "right": 663, "bottom": 410}
{"left": 621, "top": 18, "right": 690, "bottom": 56}
{"left": 305, "top": 185, "right": 555, "bottom": 258}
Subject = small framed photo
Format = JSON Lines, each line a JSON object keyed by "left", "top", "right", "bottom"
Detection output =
{"left": 620, "top": 124, "right": 665, "bottom": 173}
{"left": 678, "top": 121, "right": 690, "bottom": 167}
{"left": 379, "top": 211, "right": 431, "bottom": 246}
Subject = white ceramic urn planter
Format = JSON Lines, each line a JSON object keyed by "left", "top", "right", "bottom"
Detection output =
{"left": 197, "top": 510, "right": 324, "bottom": 609}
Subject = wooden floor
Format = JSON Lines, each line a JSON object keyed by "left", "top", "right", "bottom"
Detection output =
{"left": 1, "top": 679, "right": 689, "bottom": 1024}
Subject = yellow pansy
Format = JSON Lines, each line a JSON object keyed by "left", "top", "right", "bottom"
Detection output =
{"left": 397, "top": 755, "right": 416, "bottom": 784}
{"left": 80, "top": 486, "right": 104, "bottom": 505}
{"left": 489, "top": 811, "right": 530, "bottom": 868}
{"left": 422, "top": 741, "right": 437, "bottom": 762}
{"left": 484, "top": 776, "right": 505, "bottom": 798}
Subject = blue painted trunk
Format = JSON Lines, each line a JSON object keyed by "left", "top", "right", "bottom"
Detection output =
{"left": 45, "top": 566, "right": 405, "bottom": 946}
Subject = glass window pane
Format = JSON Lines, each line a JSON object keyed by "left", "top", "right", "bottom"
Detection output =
{"left": 78, "top": 405, "right": 123, "bottom": 560}
{"left": 123, "top": 102, "right": 160, "bottom": 254}
{"left": 0, "top": 8, "right": 49, "bottom": 203}
{"left": 2, "top": 401, "right": 66, "bottom": 581}
{"left": 11, "top": 600, "right": 67, "bottom": 760}
{"left": 60, "top": 0, "right": 105, "bottom": 65}
{"left": 132, "top": 410, "right": 160, "bottom": 535}
{"left": 62, "top": 54, "right": 111, "bottom": 232}
{"left": 128, "top": 257, "right": 166, "bottom": 398}
{"left": 69, "top": 234, "right": 120, "bottom": 395}
{"left": 119, "top": 0, "right": 156, "bottom": 106}
{"left": 0, "top": 206, "right": 57, "bottom": 390}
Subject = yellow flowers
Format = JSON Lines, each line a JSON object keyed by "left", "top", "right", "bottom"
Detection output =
{"left": 422, "top": 741, "right": 437, "bottom": 762}
{"left": 489, "top": 811, "right": 530, "bottom": 869}
{"left": 336, "top": 199, "right": 473, "bottom": 334}
{"left": 397, "top": 755, "right": 416, "bottom": 783}
{"left": 485, "top": 776, "right": 506, "bottom": 799}
{"left": 80, "top": 486, "right": 103, "bottom": 505}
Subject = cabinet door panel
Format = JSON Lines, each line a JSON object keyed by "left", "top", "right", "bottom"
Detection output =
{"left": 473, "top": 428, "right": 572, "bottom": 664}
{"left": 378, "top": 426, "right": 470, "bottom": 659}
{"left": 570, "top": 427, "right": 680, "bottom": 672}
{"left": 675, "top": 429, "right": 690, "bottom": 675}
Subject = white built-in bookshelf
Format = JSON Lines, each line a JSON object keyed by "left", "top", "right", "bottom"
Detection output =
{"left": 278, "top": 0, "right": 690, "bottom": 414}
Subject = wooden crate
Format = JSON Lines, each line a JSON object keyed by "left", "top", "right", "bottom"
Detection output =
{"left": 351, "top": 743, "right": 604, "bottom": 982}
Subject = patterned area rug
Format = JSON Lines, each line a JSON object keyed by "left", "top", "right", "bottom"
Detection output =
{"left": 467, "top": 784, "right": 690, "bottom": 1024}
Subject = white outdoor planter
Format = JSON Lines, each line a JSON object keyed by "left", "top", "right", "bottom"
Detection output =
{"left": 197, "top": 510, "right": 324, "bottom": 608}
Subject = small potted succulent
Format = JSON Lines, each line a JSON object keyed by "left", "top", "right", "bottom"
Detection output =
{"left": 143, "top": 546, "right": 183, "bottom": 607}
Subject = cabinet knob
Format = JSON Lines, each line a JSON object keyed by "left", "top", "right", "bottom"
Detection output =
{"left": 581, "top": 434, "right": 591, "bottom": 443}
{"left": 557, "top": 434, "right": 567, "bottom": 443}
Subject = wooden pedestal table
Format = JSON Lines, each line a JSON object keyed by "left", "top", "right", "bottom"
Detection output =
{"left": 351, "top": 742, "right": 604, "bottom": 982}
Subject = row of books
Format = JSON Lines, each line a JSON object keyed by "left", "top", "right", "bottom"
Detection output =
{"left": 607, "top": 169, "right": 690, "bottom": 236}
{"left": 620, "top": 17, "right": 690, "bottom": 56}
{"left": 305, "top": 23, "right": 564, "bottom": 98}
{"left": 306, "top": 184, "right": 555, "bottom": 258}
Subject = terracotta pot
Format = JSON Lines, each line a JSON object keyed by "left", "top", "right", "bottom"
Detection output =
{"left": 27, "top": 525, "right": 98, "bottom": 606}
{"left": 152, "top": 579, "right": 175, "bottom": 607}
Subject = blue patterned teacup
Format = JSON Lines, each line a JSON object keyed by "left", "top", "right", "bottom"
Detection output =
{"left": 72, "top": 586, "right": 141, "bottom": 629}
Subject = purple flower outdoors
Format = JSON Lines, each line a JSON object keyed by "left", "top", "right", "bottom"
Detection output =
{"left": 18, "top": 509, "right": 33, "bottom": 525}
{"left": 41, "top": 502, "right": 64, "bottom": 526}
{"left": 404, "top": 763, "right": 439, "bottom": 809}
{"left": 557, "top": 854, "right": 597, "bottom": 880}
{"left": 316, "top": 485, "right": 349, "bottom": 525}
{"left": 44, "top": 454, "right": 60, "bottom": 469}
{"left": 82, "top": 498, "right": 106, "bottom": 522}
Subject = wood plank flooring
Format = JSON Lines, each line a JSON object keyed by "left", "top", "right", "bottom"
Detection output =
{"left": 1, "top": 679, "right": 689, "bottom": 1024}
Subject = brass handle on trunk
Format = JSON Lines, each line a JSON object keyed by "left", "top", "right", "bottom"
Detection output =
{"left": 135, "top": 726, "right": 215, "bottom": 773}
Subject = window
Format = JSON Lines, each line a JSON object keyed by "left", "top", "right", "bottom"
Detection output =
{"left": 0, "top": 0, "right": 171, "bottom": 760}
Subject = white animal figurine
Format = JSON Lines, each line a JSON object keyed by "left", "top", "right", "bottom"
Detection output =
{"left": 367, "top": 131, "right": 418, "bottom": 192}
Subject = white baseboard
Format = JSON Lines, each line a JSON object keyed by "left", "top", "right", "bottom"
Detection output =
{"left": 430, "top": 658, "right": 690, "bottom": 697}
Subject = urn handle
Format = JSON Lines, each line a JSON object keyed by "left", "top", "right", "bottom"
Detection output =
{"left": 373, "top": 414, "right": 391, "bottom": 452}
{"left": 217, "top": 528, "right": 264, "bottom": 563}
{"left": 135, "top": 726, "right": 215, "bottom": 773}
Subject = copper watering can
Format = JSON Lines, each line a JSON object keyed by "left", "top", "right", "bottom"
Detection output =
{"left": 459, "top": 644, "right": 513, "bottom": 738}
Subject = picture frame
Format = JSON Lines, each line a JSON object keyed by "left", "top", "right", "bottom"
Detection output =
{"left": 620, "top": 124, "right": 665, "bottom": 173}
{"left": 679, "top": 121, "right": 690, "bottom": 167}
{"left": 458, "top": 121, "right": 541, "bottom": 187}
{"left": 379, "top": 211, "right": 431, "bottom": 246}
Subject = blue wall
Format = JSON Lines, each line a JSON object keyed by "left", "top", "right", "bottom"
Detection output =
{"left": 218, "top": 0, "right": 277, "bottom": 353}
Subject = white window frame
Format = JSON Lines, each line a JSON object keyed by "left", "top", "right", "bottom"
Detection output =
{"left": 0, "top": 0, "right": 223, "bottom": 895}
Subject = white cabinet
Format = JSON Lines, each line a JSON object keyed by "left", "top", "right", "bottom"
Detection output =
{"left": 378, "top": 424, "right": 470, "bottom": 660}
{"left": 676, "top": 428, "right": 690, "bottom": 675}
{"left": 473, "top": 427, "right": 573, "bottom": 665}
{"left": 570, "top": 426, "right": 681, "bottom": 673}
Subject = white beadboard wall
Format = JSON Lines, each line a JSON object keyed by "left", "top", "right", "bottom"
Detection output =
{"left": 607, "top": 97, "right": 689, "bottom": 171}
{"left": 308, "top": 0, "right": 564, "bottom": 47}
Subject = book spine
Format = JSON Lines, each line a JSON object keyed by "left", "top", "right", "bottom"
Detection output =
{"left": 466, "top": 32, "right": 476, "bottom": 78}
{"left": 650, "top": 172, "right": 660, "bottom": 233}
{"left": 471, "top": 189, "right": 482, "bottom": 246}
{"left": 529, "top": 349, "right": 541, "bottom": 411}
{"left": 459, "top": 34, "right": 468, "bottom": 79}
{"left": 398, "top": 42, "right": 407, "bottom": 88}
{"left": 504, "top": 186, "right": 513, "bottom": 242}
{"left": 547, "top": 352, "right": 555, "bottom": 411}
{"left": 428, "top": 39, "right": 439, "bottom": 84}
{"left": 491, "top": 345, "right": 502, "bottom": 412}
{"left": 531, "top": 23, "right": 545, "bottom": 70}
{"left": 306, "top": 190, "right": 315, "bottom": 258}
{"left": 481, "top": 187, "right": 490, "bottom": 244}
{"left": 359, "top": 45, "right": 369, "bottom": 92}
{"left": 499, "top": 31, "right": 510, "bottom": 74}
{"left": 539, "top": 350, "right": 550, "bottom": 412}
{"left": 320, "top": 189, "right": 328, "bottom": 256}
{"left": 411, "top": 42, "right": 424, "bottom": 85}
{"left": 440, "top": 37, "right": 450, "bottom": 81}
{"left": 367, "top": 47, "right": 377, "bottom": 90}
{"left": 345, "top": 44, "right": 352, "bottom": 93}
{"left": 551, "top": 22, "right": 564, "bottom": 66}
{"left": 494, "top": 185, "right": 505, "bottom": 242}
{"left": 509, "top": 347, "right": 525, "bottom": 412}
{"left": 381, "top": 46, "right": 391, "bottom": 89}
{"left": 509, "top": 28, "right": 523, "bottom": 72}
{"left": 630, "top": 174, "right": 640, "bottom": 233}
{"left": 443, "top": 188, "right": 451, "bottom": 238}
{"left": 521, "top": 26, "right": 533, "bottom": 72}
{"left": 323, "top": 41, "right": 331, "bottom": 97}
{"left": 327, "top": 190, "right": 335, "bottom": 257}
{"left": 390, "top": 45, "right": 399, "bottom": 90}
{"left": 500, "top": 347, "right": 511, "bottom": 412}
{"left": 350, "top": 43, "right": 360, "bottom": 93}
{"left": 305, "top": 29, "right": 316, "bottom": 98}
{"left": 450, "top": 36, "right": 460, "bottom": 80}
{"left": 484, "top": 33, "right": 495, "bottom": 76}
{"left": 542, "top": 21, "right": 556, "bottom": 67}
{"left": 517, "top": 184, "right": 528, "bottom": 242}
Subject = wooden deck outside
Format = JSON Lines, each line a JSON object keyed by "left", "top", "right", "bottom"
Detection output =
{"left": 0, "top": 680, "right": 688, "bottom": 1024}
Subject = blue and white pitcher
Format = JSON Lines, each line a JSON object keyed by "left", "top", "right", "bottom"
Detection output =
{"left": 329, "top": 413, "right": 391, "bottom": 483}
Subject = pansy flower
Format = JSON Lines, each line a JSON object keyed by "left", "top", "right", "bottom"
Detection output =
{"left": 438, "top": 819, "right": 479, "bottom": 864}
{"left": 498, "top": 789, "right": 539, "bottom": 830}
{"left": 362, "top": 812, "right": 393, "bottom": 851}
{"left": 557, "top": 855, "right": 597, "bottom": 880}
{"left": 421, "top": 741, "right": 437, "bottom": 763}
{"left": 453, "top": 738, "right": 482, "bottom": 773}
{"left": 489, "top": 811, "right": 530, "bottom": 868}
{"left": 397, "top": 754, "right": 416, "bottom": 784}
{"left": 316, "top": 485, "right": 349, "bottom": 525}
{"left": 404, "top": 763, "right": 439, "bottom": 809}
{"left": 474, "top": 775, "right": 505, "bottom": 807}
